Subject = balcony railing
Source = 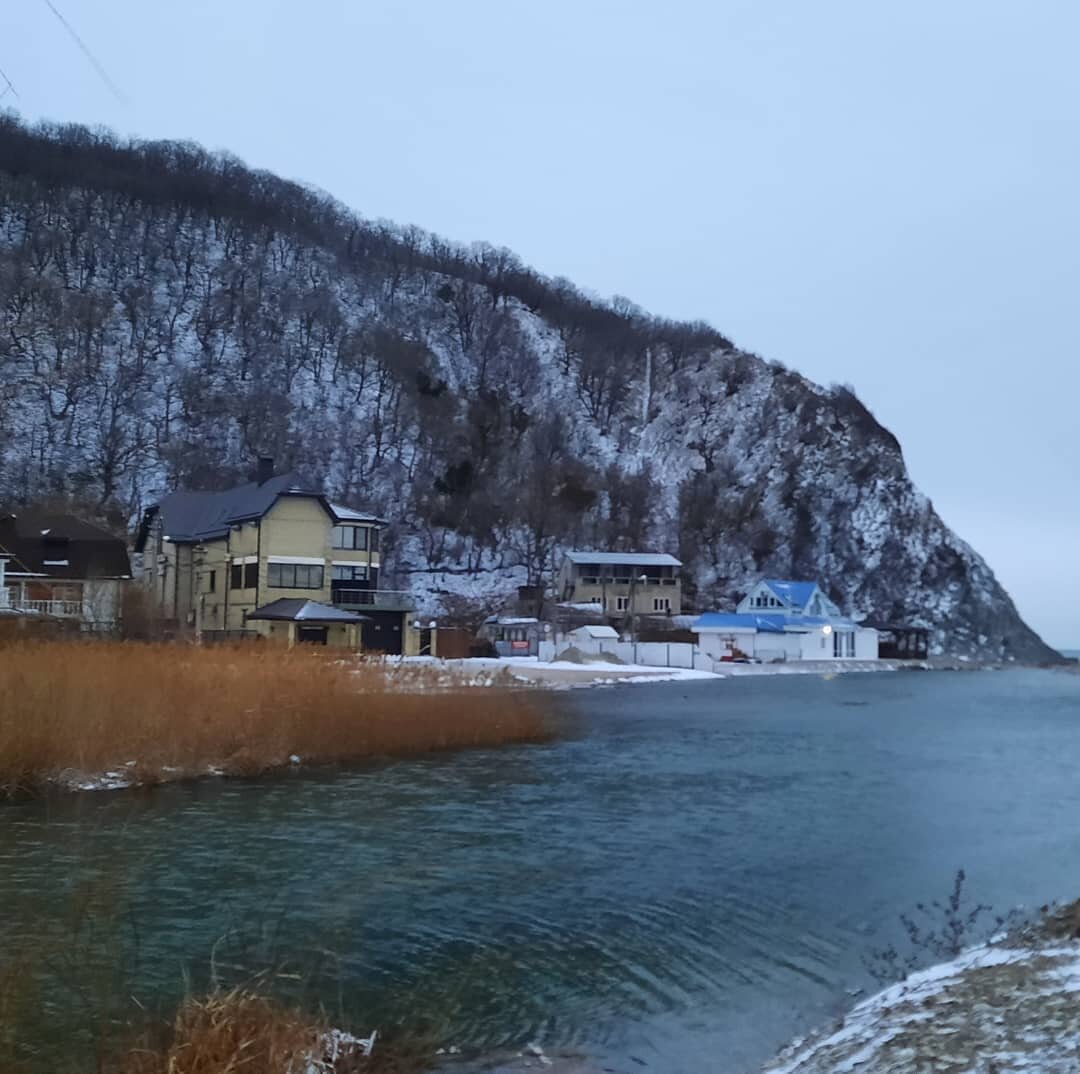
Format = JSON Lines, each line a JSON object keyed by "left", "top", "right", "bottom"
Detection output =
{"left": 332, "top": 588, "right": 415, "bottom": 612}
{"left": 9, "top": 598, "right": 87, "bottom": 618}
{"left": 578, "top": 576, "right": 679, "bottom": 587}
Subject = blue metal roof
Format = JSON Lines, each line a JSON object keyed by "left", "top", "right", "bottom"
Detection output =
{"left": 763, "top": 579, "right": 819, "bottom": 607}
{"left": 694, "top": 612, "right": 857, "bottom": 634}
{"left": 693, "top": 613, "right": 789, "bottom": 633}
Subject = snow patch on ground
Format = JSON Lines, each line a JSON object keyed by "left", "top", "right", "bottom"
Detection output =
{"left": 763, "top": 940, "right": 1080, "bottom": 1074}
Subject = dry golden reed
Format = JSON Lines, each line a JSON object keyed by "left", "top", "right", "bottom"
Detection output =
{"left": 0, "top": 641, "right": 552, "bottom": 797}
{"left": 120, "top": 989, "right": 333, "bottom": 1074}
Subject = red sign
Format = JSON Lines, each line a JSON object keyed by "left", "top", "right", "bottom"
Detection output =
{"left": 511, "top": 640, "right": 530, "bottom": 651}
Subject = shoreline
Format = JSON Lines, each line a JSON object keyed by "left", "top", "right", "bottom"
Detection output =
{"left": 761, "top": 902, "right": 1080, "bottom": 1073}
{"left": 9, "top": 654, "right": 1055, "bottom": 801}
{"left": 424, "top": 655, "right": 1030, "bottom": 689}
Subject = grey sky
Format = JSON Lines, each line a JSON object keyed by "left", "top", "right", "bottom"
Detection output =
{"left": 2, "top": 0, "right": 1076, "bottom": 648}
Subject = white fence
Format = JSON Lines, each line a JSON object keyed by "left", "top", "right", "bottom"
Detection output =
{"left": 7, "top": 597, "right": 86, "bottom": 618}
{"left": 538, "top": 638, "right": 719, "bottom": 671}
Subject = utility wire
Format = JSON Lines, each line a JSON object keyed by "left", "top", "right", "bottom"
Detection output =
{"left": 41, "top": 0, "right": 124, "bottom": 102}
{"left": 0, "top": 64, "right": 19, "bottom": 100}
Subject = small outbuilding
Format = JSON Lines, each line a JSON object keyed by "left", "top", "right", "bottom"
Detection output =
{"left": 567, "top": 624, "right": 619, "bottom": 644}
{"left": 246, "top": 597, "right": 367, "bottom": 647}
{"left": 478, "top": 616, "right": 544, "bottom": 657}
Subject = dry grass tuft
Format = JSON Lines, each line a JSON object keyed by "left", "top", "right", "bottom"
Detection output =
{"left": 0, "top": 641, "right": 553, "bottom": 797}
{"left": 120, "top": 989, "right": 332, "bottom": 1074}
{"left": 119, "top": 989, "right": 401, "bottom": 1071}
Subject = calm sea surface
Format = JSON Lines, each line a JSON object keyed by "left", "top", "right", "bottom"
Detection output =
{"left": 3, "top": 669, "right": 1080, "bottom": 1072}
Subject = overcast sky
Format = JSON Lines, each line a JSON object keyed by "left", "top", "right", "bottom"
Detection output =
{"left": 2, "top": 1, "right": 1077, "bottom": 648}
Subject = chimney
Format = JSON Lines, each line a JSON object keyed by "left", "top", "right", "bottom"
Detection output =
{"left": 256, "top": 457, "right": 274, "bottom": 485}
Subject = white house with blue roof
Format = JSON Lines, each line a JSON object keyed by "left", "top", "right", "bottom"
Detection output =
{"left": 693, "top": 579, "right": 878, "bottom": 662}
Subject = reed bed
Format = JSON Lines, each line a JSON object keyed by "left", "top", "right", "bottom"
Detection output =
{"left": 0, "top": 641, "right": 552, "bottom": 797}
{"left": 120, "top": 989, "right": 376, "bottom": 1074}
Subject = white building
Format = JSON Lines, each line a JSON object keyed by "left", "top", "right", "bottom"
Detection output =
{"left": 693, "top": 579, "right": 878, "bottom": 662}
{"left": 566, "top": 624, "right": 620, "bottom": 646}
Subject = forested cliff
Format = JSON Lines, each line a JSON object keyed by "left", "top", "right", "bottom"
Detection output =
{"left": 0, "top": 116, "right": 1055, "bottom": 659}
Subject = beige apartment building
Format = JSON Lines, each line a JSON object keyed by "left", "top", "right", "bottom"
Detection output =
{"left": 555, "top": 551, "right": 683, "bottom": 616}
{"left": 135, "top": 461, "right": 428, "bottom": 654}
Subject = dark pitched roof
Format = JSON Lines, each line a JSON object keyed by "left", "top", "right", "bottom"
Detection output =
{"left": 0, "top": 510, "right": 132, "bottom": 580}
{"left": 135, "top": 473, "right": 383, "bottom": 549}
{"left": 138, "top": 473, "right": 324, "bottom": 546}
{"left": 246, "top": 598, "right": 368, "bottom": 623}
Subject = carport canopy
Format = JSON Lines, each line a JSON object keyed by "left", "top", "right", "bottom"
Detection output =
{"left": 246, "top": 598, "right": 369, "bottom": 624}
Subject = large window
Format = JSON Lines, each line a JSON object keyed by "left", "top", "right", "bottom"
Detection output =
{"left": 332, "top": 525, "right": 370, "bottom": 551}
{"left": 229, "top": 562, "right": 258, "bottom": 590}
{"left": 268, "top": 563, "right": 324, "bottom": 589}
{"left": 833, "top": 631, "right": 855, "bottom": 658}
{"left": 332, "top": 565, "right": 369, "bottom": 582}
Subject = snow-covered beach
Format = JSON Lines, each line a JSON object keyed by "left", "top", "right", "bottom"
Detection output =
{"left": 762, "top": 907, "right": 1080, "bottom": 1074}
{"left": 412, "top": 655, "right": 927, "bottom": 690}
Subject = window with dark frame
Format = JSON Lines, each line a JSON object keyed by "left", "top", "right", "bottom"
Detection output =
{"left": 332, "top": 564, "right": 368, "bottom": 582}
{"left": 332, "top": 525, "right": 369, "bottom": 551}
{"left": 268, "top": 563, "right": 324, "bottom": 589}
{"left": 230, "top": 563, "right": 243, "bottom": 590}
{"left": 244, "top": 561, "right": 258, "bottom": 589}
{"left": 208, "top": 570, "right": 216, "bottom": 593}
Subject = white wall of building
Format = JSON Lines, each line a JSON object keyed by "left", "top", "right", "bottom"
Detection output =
{"left": 697, "top": 625, "right": 879, "bottom": 662}
{"left": 855, "top": 628, "right": 879, "bottom": 659}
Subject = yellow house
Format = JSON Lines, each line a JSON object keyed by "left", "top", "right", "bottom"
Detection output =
{"left": 556, "top": 551, "right": 683, "bottom": 616}
{"left": 134, "top": 460, "right": 429, "bottom": 654}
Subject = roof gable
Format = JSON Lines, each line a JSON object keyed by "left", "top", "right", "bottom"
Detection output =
{"left": 763, "top": 579, "right": 820, "bottom": 608}
{"left": 151, "top": 473, "right": 326, "bottom": 543}
{"left": 247, "top": 598, "right": 367, "bottom": 622}
{"left": 0, "top": 511, "right": 131, "bottom": 579}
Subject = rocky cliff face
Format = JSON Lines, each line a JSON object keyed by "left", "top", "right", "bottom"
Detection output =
{"left": 0, "top": 116, "right": 1055, "bottom": 660}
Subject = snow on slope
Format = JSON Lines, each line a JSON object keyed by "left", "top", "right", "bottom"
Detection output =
{"left": 0, "top": 119, "right": 1057, "bottom": 661}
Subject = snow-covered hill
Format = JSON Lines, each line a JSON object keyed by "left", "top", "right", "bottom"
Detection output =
{"left": 0, "top": 116, "right": 1056, "bottom": 660}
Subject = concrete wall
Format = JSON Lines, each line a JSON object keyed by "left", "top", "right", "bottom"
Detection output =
{"left": 82, "top": 579, "right": 125, "bottom": 627}
{"left": 696, "top": 631, "right": 757, "bottom": 661}
{"left": 540, "top": 637, "right": 718, "bottom": 670}
{"left": 696, "top": 627, "right": 879, "bottom": 662}
{"left": 799, "top": 629, "right": 834, "bottom": 660}
{"left": 855, "top": 628, "right": 879, "bottom": 660}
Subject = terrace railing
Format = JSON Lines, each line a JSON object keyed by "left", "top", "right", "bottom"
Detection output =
{"left": 332, "top": 588, "right": 415, "bottom": 611}
{"left": 10, "top": 598, "right": 87, "bottom": 618}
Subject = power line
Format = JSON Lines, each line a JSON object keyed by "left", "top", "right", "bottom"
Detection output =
{"left": 0, "top": 64, "right": 19, "bottom": 101}
{"left": 41, "top": 0, "right": 124, "bottom": 102}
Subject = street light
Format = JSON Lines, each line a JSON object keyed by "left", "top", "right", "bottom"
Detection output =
{"left": 630, "top": 572, "right": 649, "bottom": 646}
